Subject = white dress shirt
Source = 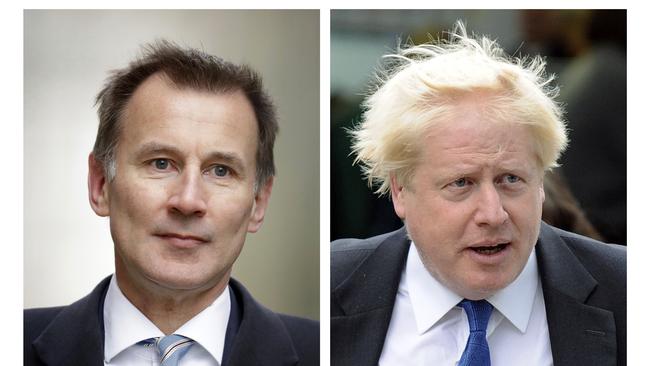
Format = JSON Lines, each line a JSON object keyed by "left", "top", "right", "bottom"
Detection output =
{"left": 103, "top": 275, "right": 230, "bottom": 366}
{"left": 378, "top": 243, "right": 554, "bottom": 366}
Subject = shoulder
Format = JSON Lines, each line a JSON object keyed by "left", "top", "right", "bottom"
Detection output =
{"left": 553, "top": 226, "right": 625, "bottom": 257}
{"left": 24, "top": 306, "right": 65, "bottom": 350}
{"left": 277, "top": 313, "right": 319, "bottom": 365}
{"left": 546, "top": 225, "right": 626, "bottom": 279}
{"left": 331, "top": 229, "right": 399, "bottom": 253}
{"left": 24, "top": 276, "right": 111, "bottom": 365}
{"left": 228, "top": 278, "right": 319, "bottom": 365}
{"left": 24, "top": 307, "right": 65, "bottom": 366}
{"left": 538, "top": 223, "right": 627, "bottom": 302}
{"left": 276, "top": 312, "right": 319, "bottom": 337}
{"left": 331, "top": 228, "right": 407, "bottom": 289}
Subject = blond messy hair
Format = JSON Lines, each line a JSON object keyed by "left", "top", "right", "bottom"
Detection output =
{"left": 350, "top": 21, "right": 568, "bottom": 196}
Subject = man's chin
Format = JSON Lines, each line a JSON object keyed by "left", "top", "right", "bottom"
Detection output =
{"left": 451, "top": 274, "right": 515, "bottom": 300}
{"left": 147, "top": 273, "right": 224, "bottom": 293}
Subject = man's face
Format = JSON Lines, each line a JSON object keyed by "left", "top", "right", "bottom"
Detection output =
{"left": 89, "top": 74, "right": 271, "bottom": 293}
{"left": 391, "top": 107, "right": 545, "bottom": 300}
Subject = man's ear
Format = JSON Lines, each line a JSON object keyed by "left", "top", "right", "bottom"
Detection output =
{"left": 248, "top": 177, "right": 274, "bottom": 233}
{"left": 88, "top": 153, "right": 110, "bottom": 217}
{"left": 390, "top": 174, "right": 407, "bottom": 219}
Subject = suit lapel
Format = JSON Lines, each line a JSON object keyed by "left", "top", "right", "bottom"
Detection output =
{"left": 536, "top": 223, "right": 617, "bottom": 366}
{"left": 331, "top": 228, "right": 410, "bottom": 366}
{"left": 32, "top": 276, "right": 110, "bottom": 366}
{"left": 226, "top": 279, "right": 300, "bottom": 366}
{"left": 32, "top": 276, "right": 303, "bottom": 366}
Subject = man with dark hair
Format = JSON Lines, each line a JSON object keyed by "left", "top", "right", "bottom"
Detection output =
{"left": 25, "top": 41, "right": 318, "bottom": 366}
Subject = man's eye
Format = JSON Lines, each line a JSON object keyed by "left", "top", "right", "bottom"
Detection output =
{"left": 212, "top": 165, "right": 230, "bottom": 177}
{"left": 153, "top": 159, "right": 170, "bottom": 170}
{"left": 452, "top": 178, "right": 468, "bottom": 187}
{"left": 504, "top": 174, "right": 521, "bottom": 184}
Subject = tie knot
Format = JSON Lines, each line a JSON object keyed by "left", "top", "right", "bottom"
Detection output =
{"left": 155, "top": 334, "right": 195, "bottom": 365}
{"left": 459, "top": 299, "right": 493, "bottom": 333}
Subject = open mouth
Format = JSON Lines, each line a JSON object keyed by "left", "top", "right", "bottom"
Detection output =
{"left": 470, "top": 243, "right": 509, "bottom": 255}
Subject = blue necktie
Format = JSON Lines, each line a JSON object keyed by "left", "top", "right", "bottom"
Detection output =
{"left": 458, "top": 299, "right": 493, "bottom": 366}
{"left": 155, "top": 334, "right": 195, "bottom": 366}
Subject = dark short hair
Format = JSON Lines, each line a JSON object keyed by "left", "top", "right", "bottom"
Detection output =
{"left": 94, "top": 40, "right": 278, "bottom": 189}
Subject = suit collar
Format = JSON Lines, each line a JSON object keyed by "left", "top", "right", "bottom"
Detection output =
{"left": 32, "top": 276, "right": 110, "bottom": 366}
{"left": 32, "top": 276, "right": 302, "bottom": 366}
{"left": 226, "top": 278, "right": 300, "bottom": 366}
{"left": 333, "top": 227, "right": 410, "bottom": 315}
{"left": 536, "top": 222, "right": 598, "bottom": 302}
{"left": 536, "top": 222, "right": 617, "bottom": 366}
{"left": 103, "top": 275, "right": 164, "bottom": 362}
{"left": 331, "top": 227, "right": 410, "bottom": 366}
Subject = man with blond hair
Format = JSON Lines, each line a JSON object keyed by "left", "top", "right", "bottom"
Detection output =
{"left": 331, "top": 23, "right": 625, "bottom": 366}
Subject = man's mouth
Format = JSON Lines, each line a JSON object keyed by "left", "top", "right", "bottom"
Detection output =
{"left": 470, "top": 243, "right": 510, "bottom": 255}
{"left": 155, "top": 232, "right": 210, "bottom": 248}
{"left": 159, "top": 233, "right": 207, "bottom": 241}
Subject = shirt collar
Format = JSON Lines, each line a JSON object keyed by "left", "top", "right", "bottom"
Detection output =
{"left": 103, "top": 274, "right": 231, "bottom": 363}
{"left": 406, "top": 241, "right": 539, "bottom": 334}
{"left": 175, "top": 284, "right": 230, "bottom": 364}
{"left": 488, "top": 248, "right": 539, "bottom": 333}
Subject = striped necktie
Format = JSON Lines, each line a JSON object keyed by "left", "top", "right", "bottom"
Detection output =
{"left": 155, "top": 334, "right": 195, "bottom": 366}
{"left": 458, "top": 299, "right": 493, "bottom": 366}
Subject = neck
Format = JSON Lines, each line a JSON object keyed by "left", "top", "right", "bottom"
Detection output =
{"left": 115, "top": 265, "right": 229, "bottom": 335}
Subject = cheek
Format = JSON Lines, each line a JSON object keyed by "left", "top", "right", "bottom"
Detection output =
{"left": 528, "top": 187, "right": 545, "bottom": 217}
{"left": 207, "top": 192, "right": 255, "bottom": 230}
{"left": 405, "top": 196, "right": 470, "bottom": 247}
{"left": 109, "top": 179, "right": 163, "bottom": 231}
{"left": 507, "top": 191, "right": 544, "bottom": 242}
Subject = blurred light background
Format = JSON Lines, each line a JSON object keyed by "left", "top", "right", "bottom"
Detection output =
{"left": 24, "top": 10, "right": 319, "bottom": 319}
{"left": 331, "top": 9, "right": 626, "bottom": 245}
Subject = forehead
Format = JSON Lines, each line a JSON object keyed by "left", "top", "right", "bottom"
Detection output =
{"left": 118, "top": 74, "right": 258, "bottom": 162}
{"left": 421, "top": 107, "right": 539, "bottom": 170}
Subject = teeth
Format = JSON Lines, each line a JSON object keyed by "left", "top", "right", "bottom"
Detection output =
{"left": 473, "top": 243, "right": 507, "bottom": 254}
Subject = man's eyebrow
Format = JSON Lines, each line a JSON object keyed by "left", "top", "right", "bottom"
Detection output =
{"left": 134, "top": 142, "right": 182, "bottom": 158}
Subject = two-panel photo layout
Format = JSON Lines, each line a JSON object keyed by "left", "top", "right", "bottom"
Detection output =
{"left": 23, "top": 9, "right": 626, "bottom": 366}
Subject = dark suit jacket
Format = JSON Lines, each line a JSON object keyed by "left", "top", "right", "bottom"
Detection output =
{"left": 331, "top": 222, "right": 626, "bottom": 366}
{"left": 25, "top": 277, "right": 319, "bottom": 366}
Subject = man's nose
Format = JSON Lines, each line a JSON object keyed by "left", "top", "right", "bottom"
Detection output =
{"left": 167, "top": 170, "right": 208, "bottom": 217}
{"left": 473, "top": 184, "right": 509, "bottom": 227}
